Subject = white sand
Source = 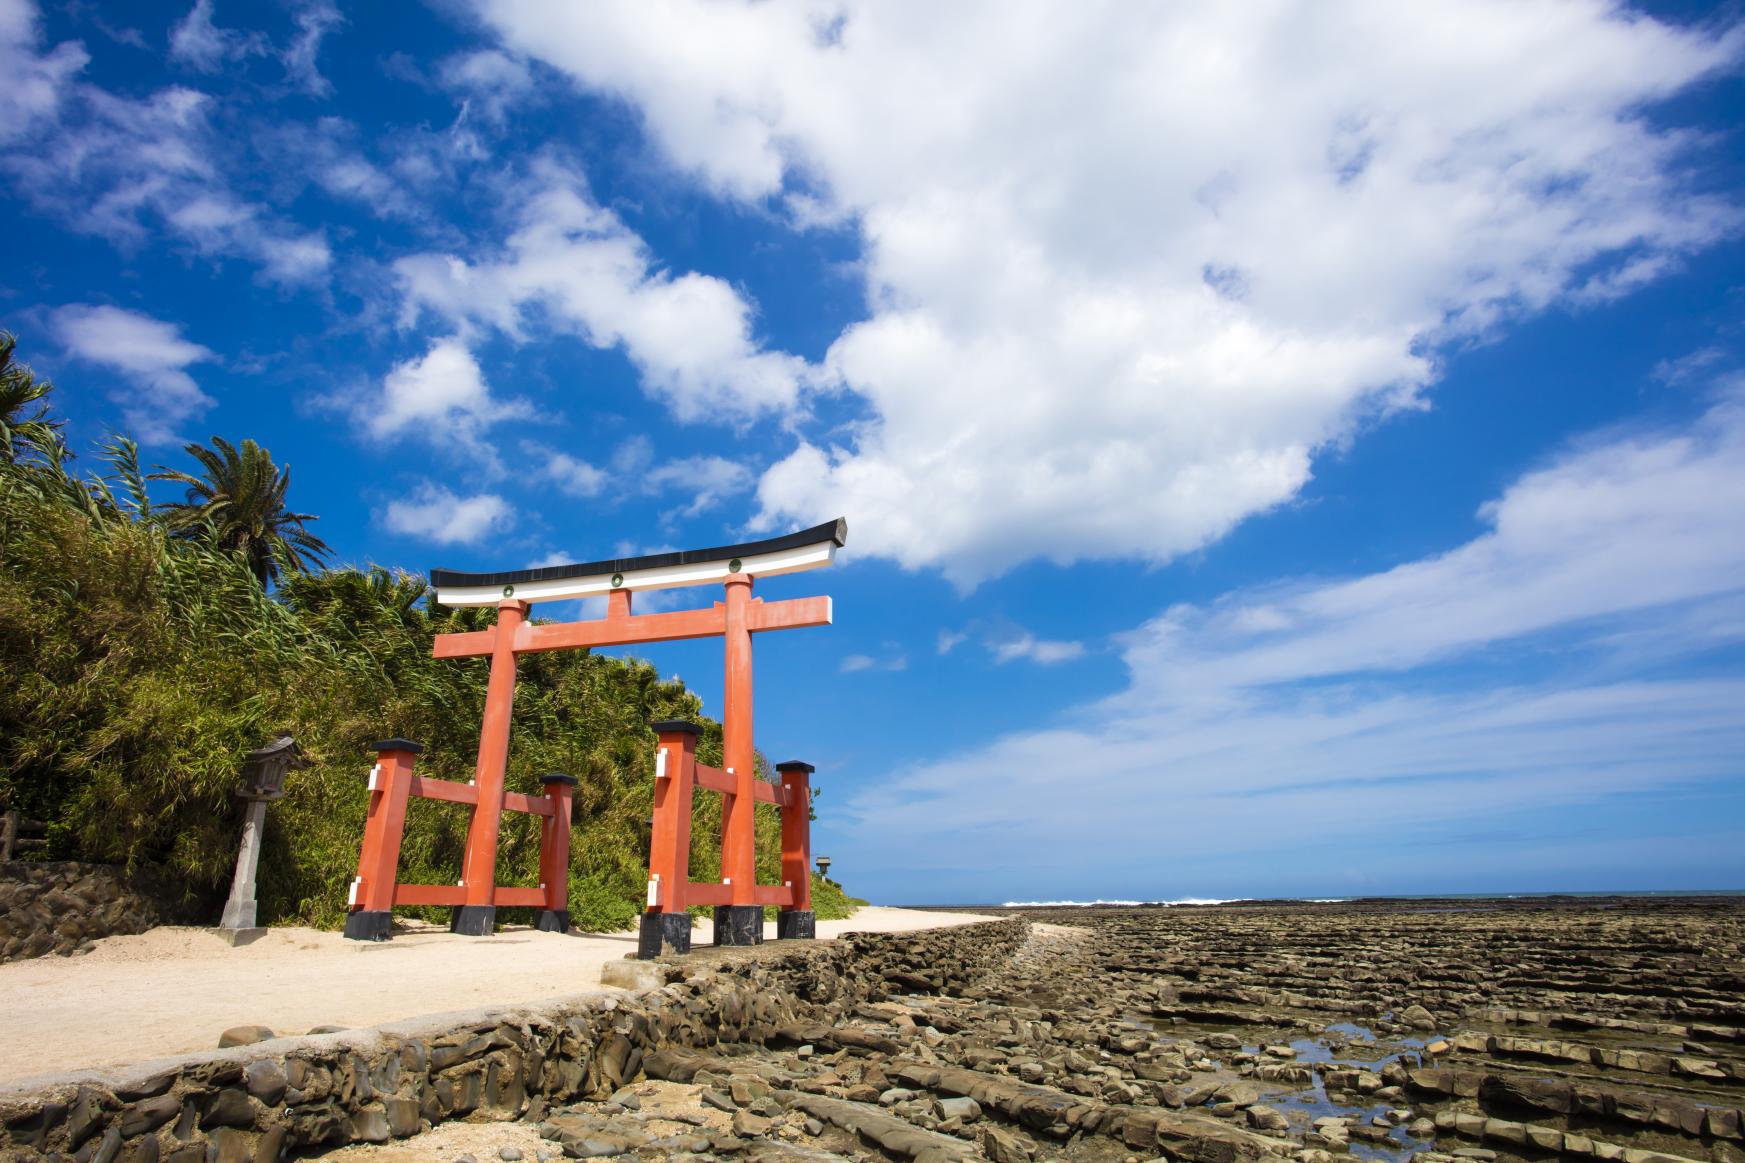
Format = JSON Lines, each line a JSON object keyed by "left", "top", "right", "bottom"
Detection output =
{"left": 316, "top": 1080, "right": 728, "bottom": 1162}
{"left": 0, "top": 907, "right": 992, "bottom": 1085}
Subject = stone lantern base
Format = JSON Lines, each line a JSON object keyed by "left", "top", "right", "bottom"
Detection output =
{"left": 214, "top": 926, "right": 267, "bottom": 947}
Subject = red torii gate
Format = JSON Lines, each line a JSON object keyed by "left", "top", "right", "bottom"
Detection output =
{"left": 342, "top": 519, "right": 844, "bottom": 949}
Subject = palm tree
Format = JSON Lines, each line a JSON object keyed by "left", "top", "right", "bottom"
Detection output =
{"left": 0, "top": 332, "right": 65, "bottom": 466}
{"left": 152, "top": 436, "right": 332, "bottom": 587}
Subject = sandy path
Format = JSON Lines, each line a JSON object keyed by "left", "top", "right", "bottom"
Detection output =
{"left": 0, "top": 906, "right": 992, "bottom": 1085}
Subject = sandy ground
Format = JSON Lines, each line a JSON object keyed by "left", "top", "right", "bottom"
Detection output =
{"left": 315, "top": 1080, "right": 730, "bottom": 1162}
{"left": 0, "top": 907, "right": 991, "bottom": 1085}
{"left": 314, "top": 1116, "right": 554, "bottom": 1163}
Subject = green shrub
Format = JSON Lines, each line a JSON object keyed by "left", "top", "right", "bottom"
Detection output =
{"left": 812, "top": 874, "right": 866, "bottom": 921}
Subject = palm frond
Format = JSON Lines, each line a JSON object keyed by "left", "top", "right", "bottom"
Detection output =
{"left": 146, "top": 436, "right": 332, "bottom": 587}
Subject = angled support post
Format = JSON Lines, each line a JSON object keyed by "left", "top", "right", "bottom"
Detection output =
{"left": 639, "top": 721, "right": 699, "bottom": 958}
{"left": 453, "top": 597, "right": 527, "bottom": 936}
{"left": 776, "top": 760, "right": 815, "bottom": 940}
{"left": 535, "top": 773, "right": 577, "bottom": 932}
{"left": 344, "top": 739, "right": 422, "bottom": 941}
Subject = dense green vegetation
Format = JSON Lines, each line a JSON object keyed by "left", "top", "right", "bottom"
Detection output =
{"left": 0, "top": 334, "right": 860, "bottom": 931}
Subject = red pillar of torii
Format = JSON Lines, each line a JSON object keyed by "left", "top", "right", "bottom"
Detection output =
{"left": 342, "top": 519, "right": 844, "bottom": 945}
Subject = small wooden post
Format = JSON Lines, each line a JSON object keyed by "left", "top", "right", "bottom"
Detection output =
{"left": 343, "top": 739, "right": 421, "bottom": 941}
{"left": 639, "top": 721, "right": 700, "bottom": 957}
{"left": 535, "top": 773, "right": 577, "bottom": 932}
{"left": 776, "top": 761, "right": 815, "bottom": 940}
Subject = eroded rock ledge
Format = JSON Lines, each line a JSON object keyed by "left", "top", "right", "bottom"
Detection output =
{"left": 0, "top": 918, "right": 1027, "bottom": 1161}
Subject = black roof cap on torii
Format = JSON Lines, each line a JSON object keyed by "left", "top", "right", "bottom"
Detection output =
{"left": 429, "top": 518, "right": 847, "bottom": 590}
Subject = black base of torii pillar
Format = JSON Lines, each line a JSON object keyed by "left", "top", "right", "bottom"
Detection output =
{"left": 777, "top": 910, "right": 815, "bottom": 940}
{"left": 638, "top": 912, "right": 693, "bottom": 958}
{"left": 714, "top": 904, "right": 764, "bottom": 947}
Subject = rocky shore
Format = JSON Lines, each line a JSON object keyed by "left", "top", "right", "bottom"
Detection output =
{"left": 2, "top": 896, "right": 1740, "bottom": 1163}
{"left": 507, "top": 896, "right": 1743, "bottom": 1163}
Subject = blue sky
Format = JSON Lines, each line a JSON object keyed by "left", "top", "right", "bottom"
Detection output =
{"left": 4, "top": 0, "right": 1743, "bottom": 904}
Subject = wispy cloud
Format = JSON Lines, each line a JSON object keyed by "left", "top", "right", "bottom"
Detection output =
{"left": 0, "top": 0, "right": 87, "bottom": 145}
{"left": 254, "top": 116, "right": 423, "bottom": 224}
{"left": 644, "top": 454, "right": 755, "bottom": 519}
{"left": 2, "top": 0, "right": 331, "bottom": 285}
{"left": 989, "top": 631, "right": 1085, "bottom": 666}
{"left": 437, "top": 48, "right": 535, "bottom": 126}
{"left": 280, "top": 1, "right": 340, "bottom": 97}
{"left": 841, "top": 648, "right": 907, "bottom": 674}
{"left": 522, "top": 434, "right": 757, "bottom": 518}
{"left": 1653, "top": 345, "right": 1727, "bottom": 386}
{"left": 3, "top": 79, "right": 330, "bottom": 284}
{"left": 167, "top": 0, "right": 267, "bottom": 73}
{"left": 940, "top": 620, "right": 1086, "bottom": 666}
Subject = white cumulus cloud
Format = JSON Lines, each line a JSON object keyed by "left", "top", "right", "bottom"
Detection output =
{"left": 50, "top": 304, "right": 216, "bottom": 443}
{"left": 526, "top": 444, "right": 607, "bottom": 499}
{"left": 476, "top": 0, "right": 1744, "bottom": 585}
{"left": 393, "top": 163, "right": 810, "bottom": 421}
{"left": 356, "top": 338, "right": 532, "bottom": 468}
{"left": 381, "top": 482, "right": 513, "bottom": 546}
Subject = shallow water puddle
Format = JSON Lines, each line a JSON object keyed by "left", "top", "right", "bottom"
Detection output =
{"left": 1195, "top": 1031, "right": 1430, "bottom": 1162}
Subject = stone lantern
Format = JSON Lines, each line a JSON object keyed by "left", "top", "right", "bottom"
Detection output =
{"left": 217, "top": 736, "right": 310, "bottom": 945}
{"left": 816, "top": 856, "right": 832, "bottom": 881}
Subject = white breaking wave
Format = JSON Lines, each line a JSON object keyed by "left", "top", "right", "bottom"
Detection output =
{"left": 1001, "top": 897, "right": 1235, "bottom": 907}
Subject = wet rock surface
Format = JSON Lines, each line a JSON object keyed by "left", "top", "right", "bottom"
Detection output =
{"left": 952, "top": 897, "right": 1744, "bottom": 1163}
{"left": 3, "top": 898, "right": 1740, "bottom": 1163}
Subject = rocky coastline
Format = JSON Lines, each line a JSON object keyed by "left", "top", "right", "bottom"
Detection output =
{"left": 1, "top": 896, "right": 1740, "bottom": 1163}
